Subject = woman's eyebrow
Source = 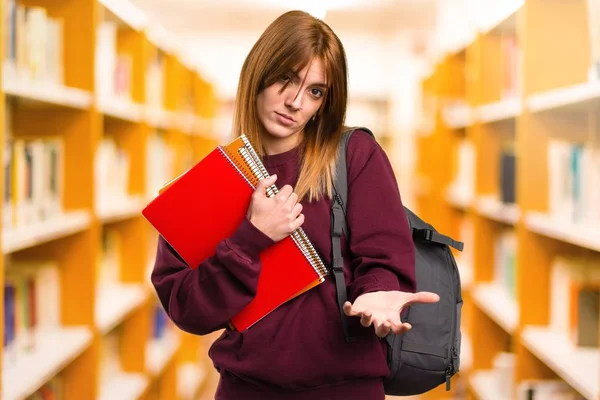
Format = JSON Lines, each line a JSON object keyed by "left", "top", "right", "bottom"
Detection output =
{"left": 290, "top": 70, "right": 327, "bottom": 88}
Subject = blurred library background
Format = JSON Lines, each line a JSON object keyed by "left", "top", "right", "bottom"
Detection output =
{"left": 1, "top": 0, "right": 600, "bottom": 399}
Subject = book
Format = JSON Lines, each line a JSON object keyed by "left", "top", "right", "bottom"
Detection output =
{"left": 142, "top": 135, "right": 328, "bottom": 331}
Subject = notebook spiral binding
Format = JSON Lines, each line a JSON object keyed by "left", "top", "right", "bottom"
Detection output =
{"left": 237, "top": 135, "right": 328, "bottom": 281}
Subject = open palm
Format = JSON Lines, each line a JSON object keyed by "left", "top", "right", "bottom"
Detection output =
{"left": 343, "top": 290, "right": 440, "bottom": 338}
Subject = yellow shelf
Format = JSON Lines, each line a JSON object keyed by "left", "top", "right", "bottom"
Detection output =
{"left": 3, "top": 210, "right": 92, "bottom": 254}
{"left": 145, "top": 331, "right": 181, "bottom": 377}
{"left": 476, "top": 98, "right": 522, "bottom": 124}
{"left": 521, "top": 327, "right": 598, "bottom": 400}
{"left": 525, "top": 212, "right": 600, "bottom": 252}
{"left": 471, "top": 283, "right": 518, "bottom": 334}
{"left": 442, "top": 102, "right": 474, "bottom": 130}
{"left": 473, "top": 196, "right": 520, "bottom": 226}
{"left": 177, "top": 362, "right": 207, "bottom": 400}
{"left": 526, "top": 80, "right": 600, "bottom": 113}
{"left": 98, "top": 372, "right": 149, "bottom": 400}
{"left": 3, "top": 73, "right": 92, "bottom": 110}
{"left": 468, "top": 369, "right": 503, "bottom": 400}
{"left": 95, "top": 283, "right": 148, "bottom": 334}
{"left": 97, "top": 196, "right": 145, "bottom": 225}
{"left": 98, "top": 97, "right": 143, "bottom": 123}
{"left": 2, "top": 327, "right": 93, "bottom": 400}
{"left": 98, "top": 0, "right": 148, "bottom": 31}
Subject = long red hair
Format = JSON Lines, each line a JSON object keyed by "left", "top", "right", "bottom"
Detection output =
{"left": 232, "top": 10, "right": 349, "bottom": 202}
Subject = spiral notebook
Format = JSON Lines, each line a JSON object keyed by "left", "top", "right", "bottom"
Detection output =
{"left": 142, "top": 135, "right": 328, "bottom": 331}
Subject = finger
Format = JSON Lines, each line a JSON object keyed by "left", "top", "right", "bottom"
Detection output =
{"left": 290, "top": 213, "right": 305, "bottom": 231}
{"left": 343, "top": 301, "right": 358, "bottom": 317}
{"left": 290, "top": 202, "right": 303, "bottom": 219}
{"left": 375, "top": 321, "right": 391, "bottom": 338}
{"left": 256, "top": 174, "right": 277, "bottom": 190}
{"left": 275, "top": 184, "right": 293, "bottom": 202}
{"left": 405, "top": 291, "right": 440, "bottom": 307}
{"left": 390, "top": 320, "right": 411, "bottom": 335}
{"left": 360, "top": 311, "right": 373, "bottom": 328}
{"left": 284, "top": 192, "right": 299, "bottom": 208}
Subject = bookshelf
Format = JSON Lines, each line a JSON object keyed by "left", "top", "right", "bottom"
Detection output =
{"left": 417, "top": 0, "right": 600, "bottom": 399}
{"left": 1, "top": 0, "right": 220, "bottom": 399}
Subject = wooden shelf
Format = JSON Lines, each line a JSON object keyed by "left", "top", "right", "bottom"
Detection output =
{"left": 525, "top": 212, "right": 600, "bottom": 253}
{"left": 474, "top": 196, "right": 520, "bottom": 225}
{"left": 521, "top": 327, "right": 598, "bottom": 400}
{"left": 98, "top": 0, "right": 148, "bottom": 31}
{"left": 177, "top": 363, "right": 207, "bottom": 400}
{"left": 472, "top": 282, "right": 518, "bottom": 334}
{"left": 477, "top": 0, "right": 524, "bottom": 34}
{"left": 476, "top": 98, "right": 522, "bottom": 124}
{"left": 3, "top": 72, "right": 92, "bottom": 110}
{"left": 175, "top": 112, "right": 197, "bottom": 134}
{"left": 469, "top": 370, "right": 504, "bottom": 400}
{"left": 146, "top": 331, "right": 180, "bottom": 377}
{"left": 97, "top": 196, "right": 145, "bottom": 225}
{"left": 442, "top": 103, "right": 474, "bottom": 129}
{"left": 3, "top": 210, "right": 92, "bottom": 254}
{"left": 98, "top": 372, "right": 149, "bottom": 400}
{"left": 456, "top": 257, "right": 473, "bottom": 290}
{"left": 95, "top": 283, "right": 148, "bottom": 334}
{"left": 460, "top": 332, "right": 473, "bottom": 372}
{"left": 98, "top": 97, "right": 143, "bottom": 123}
{"left": 2, "top": 327, "right": 93, "bottom": 400}
{"left": 445, "top": 185, "right": 473, "bottom": 210}
{"left": 527, "top": 80, "right": 600, "bottom": 113}
{"left": 145, "top": 107, "right": 174, "bottom": 129}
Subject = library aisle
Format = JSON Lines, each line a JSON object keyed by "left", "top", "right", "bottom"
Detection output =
{"left": 2, "top": 0, "right": 220, "bottom": 399}
{"left": 2, "top": 0, "right": 600, "bottom": 399}
{"left": 417, "top": 0, "right": 600, "bottom": 399}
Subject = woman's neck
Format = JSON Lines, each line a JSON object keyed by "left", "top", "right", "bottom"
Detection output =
{"left": 262, "top": 131, "right": 302, "bottom": 155}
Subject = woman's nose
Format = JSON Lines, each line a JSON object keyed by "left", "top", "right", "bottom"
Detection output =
{"left": 284, "top": 87, "right": 304, "bottom": 111}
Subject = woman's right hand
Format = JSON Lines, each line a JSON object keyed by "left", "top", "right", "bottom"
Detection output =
{"left": 247, "top": 174, "right": 304, "bottom": 242}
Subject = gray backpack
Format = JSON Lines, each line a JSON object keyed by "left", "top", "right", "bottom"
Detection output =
{"left": 331, "top": 127, "right": 464, "bottom": 395}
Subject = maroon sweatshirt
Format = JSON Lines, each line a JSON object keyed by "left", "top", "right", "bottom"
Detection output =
{"left": 151, "top": 130, "right": 416, "bottom": 399}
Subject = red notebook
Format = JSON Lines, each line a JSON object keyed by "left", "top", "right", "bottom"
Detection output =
{"left": 142, "top": 135, "right": 328, "bottom": 331}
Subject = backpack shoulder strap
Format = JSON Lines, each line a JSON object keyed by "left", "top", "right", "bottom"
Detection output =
{"left": 331, "top": 126, "right": 374, "bottom": 342}
{"left": 333, "top": 126, "right": 375, "bottom": 216}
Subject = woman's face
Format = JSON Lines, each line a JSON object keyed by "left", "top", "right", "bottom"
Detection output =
{"left": 257, "top": 58, "right": 327, "bottom": 153}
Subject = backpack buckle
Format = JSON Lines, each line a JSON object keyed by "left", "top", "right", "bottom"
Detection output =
{"left": 412, "top": 228, "right": 432, "bottom": 241}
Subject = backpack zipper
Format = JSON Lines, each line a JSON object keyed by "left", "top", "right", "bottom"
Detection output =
{"left": 444, "top": 247, "right": 460, "bottom": 390}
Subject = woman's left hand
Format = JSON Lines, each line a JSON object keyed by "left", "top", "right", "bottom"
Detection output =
{"left": 343, "top": 290, "right": 440, "bottom": 338}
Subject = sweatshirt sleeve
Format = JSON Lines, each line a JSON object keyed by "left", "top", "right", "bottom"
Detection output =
{"left": 345, "top": 130, "right": 416, "bottom": 303}
{"left": 151, "top": 218, "right": 275, "bottom": 335}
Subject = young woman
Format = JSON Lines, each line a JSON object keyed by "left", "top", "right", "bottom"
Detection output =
{"left": 151, "top": 10, "right": 438, "bottom": 400}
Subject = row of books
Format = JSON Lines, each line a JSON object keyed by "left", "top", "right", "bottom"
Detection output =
{"left": 549, "top": 255, "right": 600, "bottom": 348}
{"left": 548, "top": 140, "right": 600, "bottom": 227}
{"left": 146, "top": 131, "right": 176, "bottom": 199}
{"left": 95, "top": 137, "right": 131, "bottom": 212}
{"left": 498, "top": 33, "right": 521, "bottom": 101}
{"left": 447, "top": 138, "right": 516, "bottom": 205}
{"left": 99, "top": 303, "right": 173, "bottom": 385}
{"left": 25, "top": 377, "right": 63, "bottom": 400}
{"left": 3, "top": 136, "right": 64, "bottom": 232}
{"left": 3, "top": 260, "right": 61, "bottom": 366}
{"left": 98, "top": 229, "right": 121, "bottom": 287}
{"left": 494, "top": 229, "right": 517, "bottom": 301}
{"left": 3, "top": 0, "right": 64, "bottom": 85}
{"left": 491, "top": 352, "right": 584, "bottom": 399}
{"left": 95, "top": 21, "right": 135, "bottom": 105}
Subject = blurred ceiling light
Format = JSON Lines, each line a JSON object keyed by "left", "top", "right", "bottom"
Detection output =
{"left": 253, "top": 0, "right": 377, "bottom": 19}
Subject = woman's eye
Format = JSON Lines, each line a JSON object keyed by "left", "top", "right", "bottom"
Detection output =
{"left": 311, "top": 88, "right": 323, "bottom": 98}
{"left": 280, "top": 75, "right": 291, "bottom": 82}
